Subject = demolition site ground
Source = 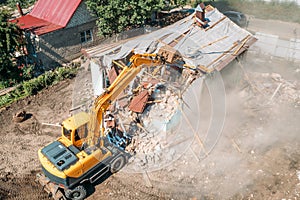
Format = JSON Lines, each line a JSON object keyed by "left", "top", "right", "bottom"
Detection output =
{"left": 0, "top": 50, "right": 299, "bottom": 200}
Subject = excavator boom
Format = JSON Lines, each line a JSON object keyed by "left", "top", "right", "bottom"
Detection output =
{"left": 87, "top": 53, "right": 165, "bottom": 146}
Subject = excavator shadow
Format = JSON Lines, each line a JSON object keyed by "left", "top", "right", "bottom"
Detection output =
{"left": 84, "top": 171, "right": 112, "bottom": 198}
{"left": 84, "top": 150, "right": 132, "bottom": 199}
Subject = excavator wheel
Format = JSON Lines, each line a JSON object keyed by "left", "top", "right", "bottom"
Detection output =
{"left": 110, "top": 155, "right": 125, "bottom": 173}
{"left": 65, "top": 185, "right": 86, "bottom": 200}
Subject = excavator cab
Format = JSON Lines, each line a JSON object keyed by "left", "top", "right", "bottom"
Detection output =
{"left": 61, "top": 112, "right": 90, "bottom": 149}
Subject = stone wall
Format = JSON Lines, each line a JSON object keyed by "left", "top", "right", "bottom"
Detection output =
{"left": 66, "top": 1, "right": 96, "bottom": 28}
{"left": 36, "top": 20, "right": 101, "bottom": 69}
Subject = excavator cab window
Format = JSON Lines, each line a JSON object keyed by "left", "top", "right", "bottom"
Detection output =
{"left": 63, "top": 128, "right": 71, "bottom": 140}
{"left": 75, "top": 124, "right": 88, "bottom": 142}
{"left": 74, "top": 124, "right": 88, "bottom": 148}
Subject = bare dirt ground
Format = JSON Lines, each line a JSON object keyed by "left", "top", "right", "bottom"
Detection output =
{"left": 0, "top": 52, "right": 299, "bottom": 200}
{"left": 1, "top": 26, "right": 300, "bottom": 200}
{"left": 0, "top": 80, "right": 73, "bottom": 199}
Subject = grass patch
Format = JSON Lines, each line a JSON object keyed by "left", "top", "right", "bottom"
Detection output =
{"left": 0, "top": 66, "right": 77, "bottom": 108}
{"left": 206, "top": 0, "right": 300, "bottom": 24}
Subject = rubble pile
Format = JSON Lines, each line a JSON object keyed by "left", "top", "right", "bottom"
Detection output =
{"left": 127, "top": 88, "right": 182, "bottom": 171}
{"left": 241, "top": 72, "right": 300, "bottom": 107}
{"left": 107, "top": 64, "right": 199, "bottom": 171}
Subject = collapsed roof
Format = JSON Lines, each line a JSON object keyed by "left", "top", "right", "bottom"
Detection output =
{"left": 84, "top": 6, "right": 256, "bottom": 96}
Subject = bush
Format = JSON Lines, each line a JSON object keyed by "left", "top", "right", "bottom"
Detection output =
{"left": 23, "top": 78, "right": 42, "bottom": 95}
{"left": 0, "top": 66, "right": 78, "bottom": 108}
{"left": 0, "top": 93, "right": 13, "bottom": 106}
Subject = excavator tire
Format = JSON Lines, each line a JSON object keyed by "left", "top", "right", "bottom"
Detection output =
{"left": 110, "top": 155, "right": 125, "bottom": 173}
{"left": 65, "top": 185, "right": 86, "bottom": 200}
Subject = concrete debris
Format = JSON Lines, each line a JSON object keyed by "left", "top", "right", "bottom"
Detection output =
{"left": 297, "top": 170, "right": 300, "bottom": 182}
{"left": 243, "top": 72, "right": 300, "bottom": 106}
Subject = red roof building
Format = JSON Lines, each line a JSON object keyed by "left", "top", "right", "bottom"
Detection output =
{"left": 11, "top": 0, "right": 101, "bottom": 68}
{"left": 12, "top": 0, "right": 82, "bottom": 35}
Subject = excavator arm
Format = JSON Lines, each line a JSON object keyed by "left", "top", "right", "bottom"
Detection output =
{"left": 87, "top": 53, "right": 165, "bottom": 146}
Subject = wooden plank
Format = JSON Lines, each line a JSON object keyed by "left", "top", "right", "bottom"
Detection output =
{"left": 206, "top": 41, "right": 239, "bottom": 69}
{"left": 270, "top": 82, "right": 283, "bottom": 101}
{"left": 205, "top": 16, "right": 226, "bottom": 31}
{"left": 201, "top": 35, "right": 228, "bottom": 49}
{"left": 142, "top": 171, "right": 153, "bottom": 188}
{"left": 0, "top": 86, "right": 17, "bottom": 97}
{"left": 231, "top": 138, "right": 242, "bottom": 153}
{"left": 232, "top": 35, "right": 251, "bottom": 56}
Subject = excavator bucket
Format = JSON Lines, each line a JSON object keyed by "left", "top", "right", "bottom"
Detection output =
{"left": 157, "top": 46, "right": 183, "bottom": 63}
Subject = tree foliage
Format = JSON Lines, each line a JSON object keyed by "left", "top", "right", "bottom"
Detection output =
{"left": 0, "top": 9, "right": 23, "bottom": 85}
{"left": 85, "top": 0, "right": 188, "bottom": 36}
{"left": 0, "top": 0, "right": 36, "bottom": 9}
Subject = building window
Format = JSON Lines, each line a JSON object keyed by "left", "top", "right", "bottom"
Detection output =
{"left": 80, "top": 30, "right": 93, "bottom": 43}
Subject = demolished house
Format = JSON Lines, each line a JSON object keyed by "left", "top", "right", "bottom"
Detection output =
{"left": 81, "top": 5, "right": 257, "bottom": 172}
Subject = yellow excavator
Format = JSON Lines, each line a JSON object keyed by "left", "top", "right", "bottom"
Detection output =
{"left": 36, "top": 46, "right": 182, "bottom": 200}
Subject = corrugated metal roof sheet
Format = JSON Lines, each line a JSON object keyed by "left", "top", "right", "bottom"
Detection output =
{"left": 11, "top": 0, "right": 82, "bottom": 35}
{"left": 30, "top": 0, "right": 82, "bottom": 27}
{"left": 12, "top": 15, "right": 63, "bottom": 35}
{"left": 85, "top": 6, "right": 257, "bottom": 72}
{"left": 129, "top": 90, "right": 150, "bottom": 113}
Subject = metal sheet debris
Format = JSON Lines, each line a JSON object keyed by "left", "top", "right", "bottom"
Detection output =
{"left": 128, "top": 90, "right": 150, "bottom": 113}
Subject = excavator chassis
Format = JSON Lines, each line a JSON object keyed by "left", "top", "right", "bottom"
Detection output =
{"left": 36, "top": 173, "right": 67, "bottom": 200}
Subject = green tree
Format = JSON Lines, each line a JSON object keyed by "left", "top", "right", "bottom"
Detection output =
{"left": 85, "top": 0, "right": 188, "bottom": 36}
{"left": 0, "top": 9, "right": 23, "bottom": 86}
{"left": 0, "top": 0, "right": 36, "bottom": 9}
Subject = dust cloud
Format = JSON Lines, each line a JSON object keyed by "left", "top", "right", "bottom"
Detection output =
{"left": 194, "top": 51, "right": 300, "bottom": 199}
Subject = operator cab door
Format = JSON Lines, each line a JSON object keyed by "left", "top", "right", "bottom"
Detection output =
{"left": 74, "top": 124, "right": 88, "bottom": 149}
